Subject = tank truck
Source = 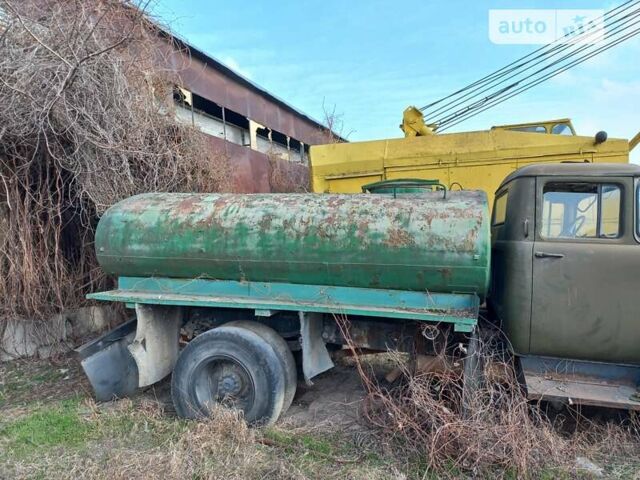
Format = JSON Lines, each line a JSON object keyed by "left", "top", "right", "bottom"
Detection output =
{"left": 79, "top": 162, "right": 640, "bottom": 424}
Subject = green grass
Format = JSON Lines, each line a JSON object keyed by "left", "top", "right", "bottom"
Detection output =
{"left": 0, "top": 396, "right": 186, "bottom": 462}
{"left": 31, "top": 369, "right": 67, "bottom": 384}
{"left": 298, "top": 434, "right": 333, "bottom": 456}
{"left": 0, "top": 361, "right": 70, "bottom": 408}
{"left": 2, "top": 356, "right": 638, "bottom": 480}
{"left": 263, "top": 428, "right": 336, "bottom": 460}
{"left": 2, "top": 395, "right": 633, "bottom": 480}
{"left": 0, "top": 398, "right": 89, "bottom": 454}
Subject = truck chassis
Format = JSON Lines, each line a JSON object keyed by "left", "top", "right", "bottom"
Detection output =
{"left": 78, "top": 276, "right": 479, "bottom": 424}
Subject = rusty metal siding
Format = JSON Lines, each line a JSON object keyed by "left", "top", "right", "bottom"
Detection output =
{"left": 206, "top": 136, "right": 271, "bottom": 193}
{"left": 161, "top": 43, "right": 328, "bottom": 146}
{"left": 207, "top": 136, "right": 308, "bottom": 193}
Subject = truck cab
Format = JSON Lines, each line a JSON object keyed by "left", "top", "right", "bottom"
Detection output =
{"left": 490, "top": 163, "right": 640, "bottom": 408}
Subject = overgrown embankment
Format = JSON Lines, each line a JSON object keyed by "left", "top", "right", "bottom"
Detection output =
{"left": 0, "top": 0, "right": 232, "bottom": 332}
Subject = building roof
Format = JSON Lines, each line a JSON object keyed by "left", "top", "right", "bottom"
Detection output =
{"left": 156, "top": 28, "right": 346, "bottom": 142}
{"left": 500, "top": 162, "right": 640, "bottom": 189}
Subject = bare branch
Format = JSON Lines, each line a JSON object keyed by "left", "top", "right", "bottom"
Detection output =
{"left": 0, "top": 0, "right": 234, "bottom": 322}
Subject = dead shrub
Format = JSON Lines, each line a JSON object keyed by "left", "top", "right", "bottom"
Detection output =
{"left": 0, "top": 0, "right": 233, "bottom": 327}
{"left": 268, "top": 153, "right": 309, "bottom": 193}
{"left": 334, "top": 315, "right": 574, "bottom": 478}
{"left": 59, "top": 405, "right": 272, "bottom": 480}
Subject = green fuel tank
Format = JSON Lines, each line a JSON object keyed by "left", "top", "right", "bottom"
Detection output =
{"left": 95, "top": 191, "right": 490, "bottom": 298}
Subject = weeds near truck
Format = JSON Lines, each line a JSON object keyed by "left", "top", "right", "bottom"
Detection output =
{"left": 333, "top": 314, "right": 640, "bottom": 478}
{"left": 3, "top": 354, "right": 640, "bottom": 478}
{"left": 0, "top": 391, "right": 393, "bottom": 479}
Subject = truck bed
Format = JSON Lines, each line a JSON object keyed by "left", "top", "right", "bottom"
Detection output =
{"left": 87, "top": 276, "right": 479, "bottom": 332}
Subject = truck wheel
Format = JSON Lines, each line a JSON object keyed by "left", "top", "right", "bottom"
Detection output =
{"left": 226, "top": 320, "right": 298, "bottom": 413}
{"left": 171, "top": 326, "right": 286, "bottom": 426}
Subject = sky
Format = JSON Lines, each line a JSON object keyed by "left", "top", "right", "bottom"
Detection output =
{"left": 153, "top": 0, "right": 639, "bottom": 163}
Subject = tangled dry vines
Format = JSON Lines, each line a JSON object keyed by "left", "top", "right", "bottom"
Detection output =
{"left": 0, "top": 0, "right": 233, "bottom": 324}
{"left": 333, "top": 315, "right": 640, "bottom": 478}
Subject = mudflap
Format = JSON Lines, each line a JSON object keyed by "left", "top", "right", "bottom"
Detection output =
{"left": 129, "top": 304, "right": 182, "bottom": 387}
{"left": 300, "top": 311, "right": 334, "bottom": 385}
{"left": 76, "top": 318, "right": 138, "bottom": 401}
{"left": 76, "top": 304, "right": 182, "bottom": 401}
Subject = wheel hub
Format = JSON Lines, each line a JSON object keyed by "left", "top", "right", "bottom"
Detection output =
{"left": 218, "top": 371, "right": 242, "bottom": 397}
{"left": 192, "top": 355, "right": 255, "bottom": 416}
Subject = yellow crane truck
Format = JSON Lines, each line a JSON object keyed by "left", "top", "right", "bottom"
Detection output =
{"left": 310, "top": 107, "right": 640, "bottom": 207}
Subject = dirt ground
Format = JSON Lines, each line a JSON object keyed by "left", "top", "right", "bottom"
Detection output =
{"left": 0, "top": 351, "right": 387, "bottom": 418}
{"left": 1, "top": 352, "right": 640, "bottom": 479}
{"left": 0, "top": 352, "right": 400, "bottom": 479}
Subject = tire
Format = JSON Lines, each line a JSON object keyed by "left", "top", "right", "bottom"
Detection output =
{"left": 226, "top": 320, "right": 297, "bottom": 413}
{"left": 171, "top": 326, "right": 286, "bottom": 426}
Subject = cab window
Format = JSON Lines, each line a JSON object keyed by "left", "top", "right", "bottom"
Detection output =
{"left": 551, "top": 123, "right": 574, "bottom": 136}
{"left": 493, "top": 190, "right": 508, "bottom": 225}
{"left": 541, "top": 182, "right": 621, "bottom": 239}
{"left": 508, "top": 125, "right": 546, "bottom": 133}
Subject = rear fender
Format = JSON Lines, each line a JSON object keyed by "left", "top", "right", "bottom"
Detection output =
{"left": 129, "top": 304, "right": 183, "bottom": 387}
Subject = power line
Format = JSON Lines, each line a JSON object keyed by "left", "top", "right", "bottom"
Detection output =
{"left": 425, "top": 3, "right": 640, "bottom": 121}
{"left": 438, "top": 24, "right": 640, "bottom": 131}
{"left": 434, "top": 9, "right": 640, "bottom": 127}
{"left": 418, "top": 1, "right": 640, "bottom": 130}
{"left": 437, "top": 22, "right": 640, "bottom": 129}
{"left": 420, "top": 0, "right": 639, "bottom": 114}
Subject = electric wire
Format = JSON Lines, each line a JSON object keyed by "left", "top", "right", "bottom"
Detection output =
{"left": 437, "top": 24, "right": 640, "bottom": 131}
{"left": 417, "top": 1, "right": 640, "bottom": 130}
{"left": 420, "top": 0, "right": 640, "bottom": 116}
{"left": 426, "top": 4, "right": 640, "bottom": 122}
{"left": 436, "top": 12, "right": 640, "bottom": 127}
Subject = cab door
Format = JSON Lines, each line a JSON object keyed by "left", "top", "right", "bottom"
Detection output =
{"left": 530, "top": 176, "right": 640, "bottom": 364}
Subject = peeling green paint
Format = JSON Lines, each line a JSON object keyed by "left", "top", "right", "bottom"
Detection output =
{"left": 95, "top": 191, "right": 490, "bottom": 298}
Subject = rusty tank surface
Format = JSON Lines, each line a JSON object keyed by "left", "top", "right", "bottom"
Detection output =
{"left": 95, "top": 191, "right": 490, "bottom": 298}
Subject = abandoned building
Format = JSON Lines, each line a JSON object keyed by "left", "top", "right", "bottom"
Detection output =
{"left": 157, "top": 29, "right": 339, "bottom": 192}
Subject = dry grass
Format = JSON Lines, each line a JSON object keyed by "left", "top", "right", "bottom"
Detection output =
{"left": 0, "top": 396, "right": 396, "bottom": 480}
{"left": 334, "top": 316, "right": 640, "bottom": 478}
{"left": 3, "top": 352, "right": 640, "bottom": 479}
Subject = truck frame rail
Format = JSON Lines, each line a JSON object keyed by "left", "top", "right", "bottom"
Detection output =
{"left": 88, "top": 277, "right": 479, "bottom": 333}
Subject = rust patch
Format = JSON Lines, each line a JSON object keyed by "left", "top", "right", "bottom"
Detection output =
{"left": 174, "top": 196, "right": 204, "bottom": 216}
{"left": 125, "top": 196, "right": 159, "bottom": 214}
{"left": 462, "top": 223, "right": 480, "bottom": 251}
{"left": 357, "top": 219, "right": 369, "bottom": 237}
{"left": 258, "top": 214, "right": 274, "bottom": 231}
{"left": 385, "top": 228, "right": 415, "bottom": 247}
{"left": 438, "top": 267, "right": 453, "bottom": 283}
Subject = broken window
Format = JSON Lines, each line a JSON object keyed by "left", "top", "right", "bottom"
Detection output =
{"left": 551, "top": 123, "right": 574, "bottom": 136}
{"left": 541, "top": 182, "right": 621, "bottom": 239}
